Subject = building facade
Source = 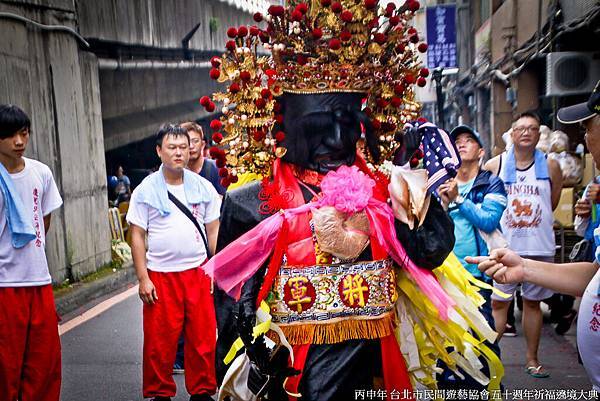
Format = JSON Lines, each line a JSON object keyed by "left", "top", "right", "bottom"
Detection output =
{"left": 452, "top": 0, "right": 600, "bottom": 156}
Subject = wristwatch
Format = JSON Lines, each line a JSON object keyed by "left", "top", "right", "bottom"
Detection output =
{"left": 455, "top": 194, "right": 465, "bottom": 205}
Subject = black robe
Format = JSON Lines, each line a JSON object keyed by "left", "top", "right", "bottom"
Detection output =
{"left": 214, "top": 180, "right": 454, "bottom": 400}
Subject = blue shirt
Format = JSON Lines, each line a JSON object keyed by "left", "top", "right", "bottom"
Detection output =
{"left": 592, "top": 226, "right": 600, "bottom": 296}
{"left": 200, "top": 158, "right": 226, "bottom": 196}
{"left": 450, "top": 179, "right": 480, "bottom": 276}
{"left": 583, "top": 177, "right": 600, "bottom": 241}
{"left": 447, "top": 170, "right": 507, "bottom": 281}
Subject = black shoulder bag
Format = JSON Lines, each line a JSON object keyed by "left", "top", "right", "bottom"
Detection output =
{"left": 167, "top": 191, "right": 212, "bottom": 258}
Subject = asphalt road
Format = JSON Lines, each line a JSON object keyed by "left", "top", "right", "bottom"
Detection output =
{"left": 61, "top": 292, "right": 191, "bottom": 401}
{"left": 60, "top": 289, "right": 594, "bottom": 401}
{"left": 492, "top": 305, "right": 593, "bottom": 400}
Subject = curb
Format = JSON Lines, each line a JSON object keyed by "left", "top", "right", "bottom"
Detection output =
{"left": 55, "top": 261, "right": 137, "bottom": 317}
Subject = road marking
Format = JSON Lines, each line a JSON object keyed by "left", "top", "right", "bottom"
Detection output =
{"left": 59, "top": 285, "right": 139, "bottom": 336}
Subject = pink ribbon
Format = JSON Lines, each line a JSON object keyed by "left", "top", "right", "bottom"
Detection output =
{"left": 203, "top": 198, "right": 453, "bottom": 320}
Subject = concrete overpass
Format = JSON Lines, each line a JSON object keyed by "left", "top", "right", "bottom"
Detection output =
{"left": 0, "top": 0, "right": 266, "bottom": 283}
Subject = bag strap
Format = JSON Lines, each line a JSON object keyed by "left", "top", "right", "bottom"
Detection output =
{"left": 167, "top": 191, "right": 211, "bottom": 257}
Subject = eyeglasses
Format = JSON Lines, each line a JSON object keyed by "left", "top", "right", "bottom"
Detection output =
{"left": 513, "top": 125, "right": 540, "bottom": 134}
{"left": 190, "top": 138, "right": 203, "bottom": 145}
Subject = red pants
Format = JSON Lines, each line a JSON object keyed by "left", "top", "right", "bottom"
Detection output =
{"left": 143, "top": 267, "right": 217, "bottom": 398}
{"left": 0, "top": 285, "right": 61, "bottom": 401}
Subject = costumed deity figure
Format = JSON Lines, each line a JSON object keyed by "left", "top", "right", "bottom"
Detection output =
{"left": 200, "top": 1, "right": 504, "bottom": 400}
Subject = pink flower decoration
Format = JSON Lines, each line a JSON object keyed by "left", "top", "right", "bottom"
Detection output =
{"left": 319, "top": 166, "right": 375, "bottom": 213}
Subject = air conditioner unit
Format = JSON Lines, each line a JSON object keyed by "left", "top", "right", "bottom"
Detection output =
{"left": 546, "top": 52, "right": 600, "bottom": 96}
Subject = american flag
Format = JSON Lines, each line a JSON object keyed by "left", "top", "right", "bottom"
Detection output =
{"left": 406, "top": 121, "right": 461, "bottom": 197}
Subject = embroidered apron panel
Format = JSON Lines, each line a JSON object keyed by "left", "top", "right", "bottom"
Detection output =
{"left": 270, "top": 259, "right": 397, "bottom": 325}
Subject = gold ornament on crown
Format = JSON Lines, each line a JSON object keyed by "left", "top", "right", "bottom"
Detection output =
{"left": 200, "top": 0, "right": 429, "bottom": 187}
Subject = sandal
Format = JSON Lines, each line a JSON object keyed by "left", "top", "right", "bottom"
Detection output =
{"left": 525, "top": 365, "right": 550, "bottom": 378}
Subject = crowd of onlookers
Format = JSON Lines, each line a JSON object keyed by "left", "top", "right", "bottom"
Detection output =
{"left": 2, "top": 81, "right": 598, "bottom": 401}
{"left": 436, "top": 110, "right": 567, "bottom": 387}
{"left": 105, "top": 92, "right": 599, "bottom": 397}
{"left": 450, "top": 84, "right": 600, "bottom": 394}
{"left": 115, "top": 101, "right": 599, "bottom": 399}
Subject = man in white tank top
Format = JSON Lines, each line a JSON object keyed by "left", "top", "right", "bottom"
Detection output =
{"left": 471, "top": 79, "right": 600, "bottom": 392}
{"left": 484, "top": 111, "right": 563, "bottom": 378}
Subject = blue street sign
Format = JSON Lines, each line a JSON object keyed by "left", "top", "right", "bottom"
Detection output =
{"left": 426, "top": 4, "right": 457, "bottom": 68}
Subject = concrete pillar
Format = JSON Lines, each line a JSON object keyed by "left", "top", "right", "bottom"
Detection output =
{"left": 0, "top": 1, "right": 112, "bottom": 283}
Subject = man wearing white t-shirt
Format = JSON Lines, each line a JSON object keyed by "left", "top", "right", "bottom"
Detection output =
{"left": 127, "top": 124, "right": 220, "bottom": 401}
{"left": 485, "top": 111, "right": 563, "bottom": 378}
{"left": 0, "top": 105, "right": 63, "bottom": 401}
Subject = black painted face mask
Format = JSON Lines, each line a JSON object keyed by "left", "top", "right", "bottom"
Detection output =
{"left": 277, "top": 92, "right": 380, "bottom": 174}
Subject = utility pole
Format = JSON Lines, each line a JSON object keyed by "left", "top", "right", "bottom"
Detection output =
{"left": 432, "top": 67, "right": 445, "bottom": 129}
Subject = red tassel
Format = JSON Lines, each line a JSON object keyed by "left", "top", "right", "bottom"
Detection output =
{"left": 285, "top": 344, "right": 311, "bottom": 401}
{"left": 353, "top": 153, "right": 390, "bottom": 202}
{"left": 381, "top": 334, "right": 414, "bottom": 398}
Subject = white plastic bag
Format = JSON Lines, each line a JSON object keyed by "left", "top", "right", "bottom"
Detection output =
{"left": 548, "top": 151, "right": 583, "bottom": 186}
{"left": 218, "top": 353, "right": 257, "bottom": 401}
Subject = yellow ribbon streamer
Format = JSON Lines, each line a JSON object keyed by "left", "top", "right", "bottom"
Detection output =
{"left": 395, "top": 253, "right": 505, "bottom": 397}
{"left": 224, "top": 301, "right": 272, "bottom": 365}
{"left": 438, "top": 253, "right": 510, "bottom": 300}
{"left": 222, "top": 252, "right": 505, "bottom": 400}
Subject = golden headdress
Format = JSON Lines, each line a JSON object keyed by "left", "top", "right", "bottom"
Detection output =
{"left": 200, "top": 0, "right": 429, "bottom": 187}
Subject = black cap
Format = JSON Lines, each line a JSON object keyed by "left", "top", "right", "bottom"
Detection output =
{"left": 450, "top": 125, "right": 483, "bottom": 148}
{"left": 557, "top": 79, "right": 600, "bottom": 124}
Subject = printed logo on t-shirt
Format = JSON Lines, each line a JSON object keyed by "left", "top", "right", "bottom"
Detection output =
{"left": 591, "top": 302, "right": 600, "bottom": 332}
{"left": 191, "top": 204, "right": 201, "bottom": 244}
{"left": 504, "top": 184, "right": 542, "bottom": 229}
{"left": 32, "top": 188, "right": 42, "bottom": 247}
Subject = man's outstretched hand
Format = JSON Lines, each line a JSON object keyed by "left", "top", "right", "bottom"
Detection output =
{"left": 466, "top": 248, "right": 525, "bottom": 284}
